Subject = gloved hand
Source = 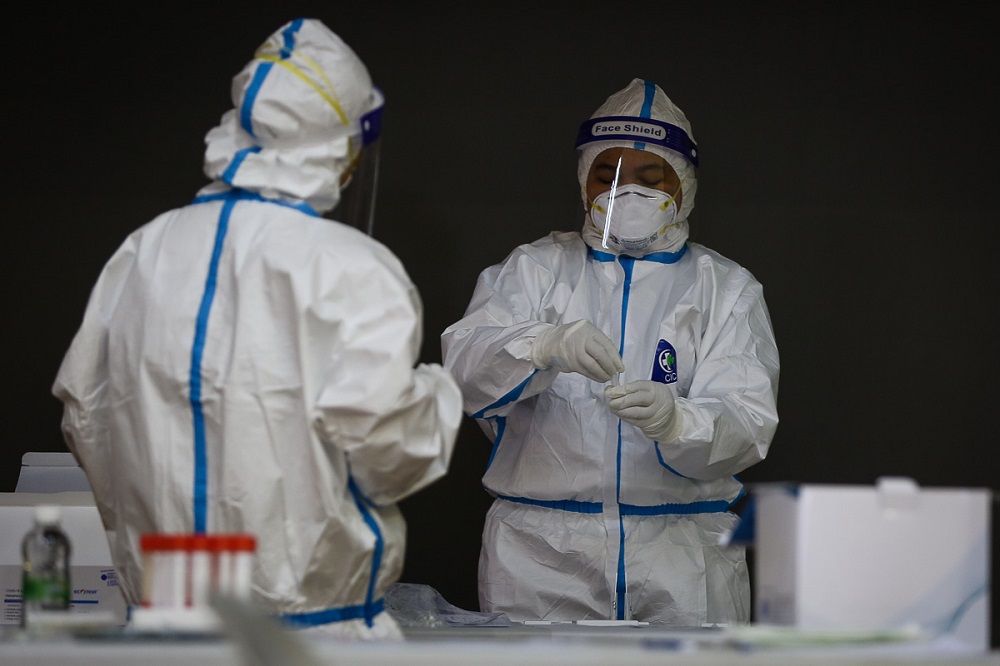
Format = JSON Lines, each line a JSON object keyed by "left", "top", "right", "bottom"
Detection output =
{"left": 529, "top": 320, "right": 623, "bottom": 383}
{"left": 605, "top": 379, "right": 681, "bottom": 442}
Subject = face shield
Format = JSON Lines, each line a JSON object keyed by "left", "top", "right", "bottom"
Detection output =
{"left": 330, "top": 87, "right": 384, "bottom": 236}
{"left": 576, "top": 115, "right": 698, "bottom": 253}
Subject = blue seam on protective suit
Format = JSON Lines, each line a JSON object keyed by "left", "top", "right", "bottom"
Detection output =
{"left": 221, "top": 147, "right": 261, "bottom": 185}
{"left": 280, "top": 18, "right": 304, "bottom": 51}
{"left": 498, "top": 495, "right": 602, "bottom": 513}
{"left": 485, "top": 417, "right": 506, "bottom": 470}
{"left": 620, "top": 480, "right": 745, "bottom": 516}
{"left": 640, "top": 80, "right": 655, "bottom": 118}
{"left": 593, "top": 247, "right": 709, "bottom": 614}
{"left": 653, "top": 441, "right": 689, "bottom": 477}
{"left": 347, "top": 476, "right": 384, "bottom": 627}
{"left": 279, "top": 474, "right": 388, "bottom": 628}
{"left": 620, "top": 500, "right": 730, "bottom": 515}
{"left": 186, "top": 188, "right": 318, "bottom": 532}
{"left": 238, "top": 20, "right": 303, "bottom": 137}
{"left": 498, "top": 494, "right": 733, "bottom": 516}
{"left": 240, "top": 66, "right": 272, "bottom": 137}
{"left": 615, "top": 255, "right": 635, "bottom": 619}
{"left": 615, "top": 515, "right": 626, "bottom": 619}
{"left": 188, "top": 192, "right": 240, "bottom": 532}
{"left": 470, "top": 371, "right": 535, "bottom": 419}
{"left": 280, "top": 598, "right": 386, "bottom": 628}
{"left": 588, "top": 247, "right": 616, "bottom": 262}
{"left": 641, "top": 244, "right": 688, "bottom": 264}
{"left": 617, "top": 256, "right": 634, "bottom": 358}
{"left": 615, "top": 256, "right": 631, "bottom": 490}
{"left": 586, "top": 244, "right": 687, "bottom": 264}
{"left": 631, "top": 80, "right": 656, "bottom": 152}
{"left": 192, "top": 187, "right": 320, "bottom": 217}
{"left": 473, "top": 371, "right": 535, "bottom": 472}
{"left": 730, "top": 483, "right": 746, "bottom": 507}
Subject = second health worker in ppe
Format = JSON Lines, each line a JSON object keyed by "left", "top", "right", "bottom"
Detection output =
{"left": 442, "top": 79, "right": 779, "bottom": 625}
{"left": 53, "top": 19, "right": 461, "bottom": 639}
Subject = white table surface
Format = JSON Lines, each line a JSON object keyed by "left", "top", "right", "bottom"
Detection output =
{"left": 2, "top": 621, "right": 998, "bottom": 666}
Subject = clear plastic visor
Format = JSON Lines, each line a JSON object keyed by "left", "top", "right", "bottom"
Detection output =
{"left": 590, "top": 155, "right": 682, "bottom": 250}
{"left": 329, "top": 89, "right": 383, "bottom": 236}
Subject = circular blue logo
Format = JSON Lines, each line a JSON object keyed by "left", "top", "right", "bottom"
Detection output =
{"left": 652, "top": 339, "right": 678, "bottom": 384}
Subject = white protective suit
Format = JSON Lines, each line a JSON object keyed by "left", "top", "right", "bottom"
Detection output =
{"left": 52, "top": 19, "right": 462, "bottom": 639}
{"left": 441, "top": 80, "right": 779, "bottom": 625}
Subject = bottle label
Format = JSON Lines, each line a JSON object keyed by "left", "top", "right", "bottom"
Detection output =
{"left": 22, "top": 575, "right": 70, "bottom": 608}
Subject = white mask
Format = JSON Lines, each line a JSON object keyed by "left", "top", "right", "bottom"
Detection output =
{"left": 589, "top": 183, "right": 681, "bottom": 253}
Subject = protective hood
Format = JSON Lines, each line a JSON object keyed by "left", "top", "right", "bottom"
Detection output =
{"left": 576, "top": 79, "right": 698, "bottom": 255}
{"left": 202, "top": 18, "right": 383, "bottom": 214}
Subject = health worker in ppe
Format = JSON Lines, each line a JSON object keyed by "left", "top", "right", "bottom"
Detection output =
{"left": 52, "top": 18, "right": 462, "bottom": 639}
{"left": 441, "top": 79, "right": 779, "bottom": 625}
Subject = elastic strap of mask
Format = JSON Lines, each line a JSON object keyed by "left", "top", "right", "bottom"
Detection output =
{"left": 658, "top": 178, "right": 684, "bottom": 212}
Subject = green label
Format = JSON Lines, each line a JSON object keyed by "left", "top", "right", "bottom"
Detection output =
{"left": 22, "top": 576, "right": 70, "bottom": 607}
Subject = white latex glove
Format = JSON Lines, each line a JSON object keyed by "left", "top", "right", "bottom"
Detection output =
{"left": 605, "top": 379, "right": 681, "bottom": 442}
{"left": 529, "top": 320, "right": 624, "bottom": 383}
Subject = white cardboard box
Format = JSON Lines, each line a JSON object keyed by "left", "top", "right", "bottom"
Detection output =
{"left": 14, "top": 452, "right": 91, "bottom": 493}
{"left": 0, "top": 491, "right": 127, "bottom": 626}
{"left": 753, "top": 477, "right": 991, "bottom": 652}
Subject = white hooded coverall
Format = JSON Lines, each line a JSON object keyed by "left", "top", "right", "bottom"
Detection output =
{"left": 52, "top": 19, "right": 462, "bottom": 638}
{"left": 441, "top": 79, "right": 779, "bottom": 625}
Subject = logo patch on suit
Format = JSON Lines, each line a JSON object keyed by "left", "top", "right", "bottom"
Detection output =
{"left": 650, "top": 339, "right": 678, "bottom": 384}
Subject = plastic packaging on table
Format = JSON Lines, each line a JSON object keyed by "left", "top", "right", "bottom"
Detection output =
{"left": 384, "top": 582, "right": 511, "bottom": 627}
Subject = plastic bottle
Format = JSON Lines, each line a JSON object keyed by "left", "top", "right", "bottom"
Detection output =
{"left": 21, "top": 504, "right": 72, "bottom": 628}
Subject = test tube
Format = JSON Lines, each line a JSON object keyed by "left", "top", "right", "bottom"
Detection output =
{"left": 229, "top": 534, "right": 257, "bottom": 600}
{"left": 211, "top": 535, "right": 231, "bottom": 595}
{"left": 187, "top": 534, "right": 212, "bottom": 608}
{"left": 140, "top": 533, "right": 187, "bottom": 609}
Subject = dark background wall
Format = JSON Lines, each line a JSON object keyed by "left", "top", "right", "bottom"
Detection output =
{"left": 6, "top": 2, "right": 997, "bottom": 643}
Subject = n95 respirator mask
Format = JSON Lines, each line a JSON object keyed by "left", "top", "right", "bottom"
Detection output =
{"left": 589, "top": 183, "right": 681, "bottom": 253}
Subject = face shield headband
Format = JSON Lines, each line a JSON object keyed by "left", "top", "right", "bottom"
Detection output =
{"left": 575, "top": 116, "right": 699, "bottom": 168}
